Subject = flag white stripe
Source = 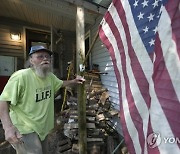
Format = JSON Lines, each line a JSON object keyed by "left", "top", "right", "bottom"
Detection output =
{"left": 159, "top": 7, "right": 180, "bottom": 102}
{"left": 109, "top": 4, "right": 150, "bottom": 153}
{"left": 101, "top": 18, "right": 142, "bottom": 154}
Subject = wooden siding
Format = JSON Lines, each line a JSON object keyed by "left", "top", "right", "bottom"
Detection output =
{"left": 0, "top": 25, "right": 23, "bottom": 57}
{"left": 90, "top": 17, "right": 120, "bottom": 110}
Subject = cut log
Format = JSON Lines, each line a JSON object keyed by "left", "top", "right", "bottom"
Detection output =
{"left": 69, "top": 115, "right": 95, "bottom": 122}
{"left": 59, "top": 138, "right": 71, "bottom": 146}
{"left": 64, "top": 123, "right": 95, "bottom": 129}
{"left": 98, "top": 91, "right": 109, "bottom": 105}
{"left": 72, "top": 144, "right": 79, "bottom": 153}
{"left": 88, "top": 144, "right": 101, "bottom": 154}
{"left": 69, "top": 110, "right": 96, "bottom": 116}
{"left": 106, "top": 136, "right": 115, "bottom": 154}
{"left": 88, "top": 88, "right": 107, "bottom": 98}
{"left": 96, "top": 114, "right": 105, "bottom": 121}
{"left": 58, "top": 144, "right": 72, "bottom": 153}
{"left": 68, "top": 96, "right": 78, "bottom": 102}
{"left": 86, "top": 104, "right": 99, "bottom": 110}
{"left": 58, "top": 138, "right": 72, "bottom": 153}
{"left": 73, "top": 137, "right": 104, "bottom": 143}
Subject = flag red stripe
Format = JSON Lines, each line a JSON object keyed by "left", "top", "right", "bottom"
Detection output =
{"left": 99, "top": 26, "right": 136, "bottom": 154}
{"left": 165, "top": 1, "right": 180, "bottom": 59}
{"left": 153, "top": 35, "right": 180, "bottom": 147}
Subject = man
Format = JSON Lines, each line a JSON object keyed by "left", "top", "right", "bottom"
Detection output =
{"left": 0, "top": 45, "right": 85, "bottom": 154}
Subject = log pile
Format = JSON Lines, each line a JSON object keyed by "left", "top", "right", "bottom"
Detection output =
{"left": 0, "top": 72, "right": 128, "bottom": 154}
{"left": 48, "top": 72, "right": 127, "bottom": 154}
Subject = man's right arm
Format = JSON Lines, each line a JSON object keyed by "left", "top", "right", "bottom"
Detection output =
{"left": 0, "top": 101, "right": 22, "bottom": 144}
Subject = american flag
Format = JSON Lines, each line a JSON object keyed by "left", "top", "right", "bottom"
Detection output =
{"left": 99, "top": 0, "right": 180, "bottom": 153}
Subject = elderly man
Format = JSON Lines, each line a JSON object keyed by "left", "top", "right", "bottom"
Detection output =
{"left": 0, "top": 45, "right": 84, "bottom": 154}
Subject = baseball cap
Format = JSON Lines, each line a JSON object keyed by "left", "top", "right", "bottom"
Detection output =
{"left": 29, "top": 45, "right": 52, "bottom": 55}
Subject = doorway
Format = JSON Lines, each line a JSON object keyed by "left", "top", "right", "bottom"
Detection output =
{"left": 25, "top": 28, "right": 51, "bottom": 59}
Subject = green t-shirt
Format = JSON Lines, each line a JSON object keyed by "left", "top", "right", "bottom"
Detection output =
{"left": 0, "top": 68, "right": 63, "bottom": 140}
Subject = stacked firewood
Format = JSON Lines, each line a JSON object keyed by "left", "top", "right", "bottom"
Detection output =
{"left": 48, "top": 72, "right": 126, "bottom": 154}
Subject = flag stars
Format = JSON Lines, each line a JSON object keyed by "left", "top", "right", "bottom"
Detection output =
{"left": 133, "top": 0, "right": 139, "bottom": 8}
{"left": 149, "top": 39, "right": 155, "bottom": 46}
{"left": 142, "top": 0, "right": 148, "bottom": 8}
{"left": 147, "top": 13, "right": 155, "bottom": 22}
{"left": 153, "top": 26, "right": 158, "bottom": 34}
{"left": 137, "top": 12, "right": 144, "bottom": 20}
{"left": 152, "top": 0, "right": 159, "bottom": 8}
{"left": 143, "top": 26, "right": 149, "bottom": 33}
{"left": 130, "top": 0, "right": 163, "bottom": 52}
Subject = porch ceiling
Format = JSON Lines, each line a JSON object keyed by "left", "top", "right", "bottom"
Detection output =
{"left": 0, "top": 0, "right": 111, "bottom": 32}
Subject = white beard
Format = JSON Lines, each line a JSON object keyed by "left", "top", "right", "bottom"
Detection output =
{"left": 33, "top": 64, "right": 51, "bottom": 78}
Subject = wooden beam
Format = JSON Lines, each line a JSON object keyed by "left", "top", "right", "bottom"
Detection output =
{"left": 93, "top": 0, "right": 103, "bottom": 3}
{"left": 10, "top": 0, "right": 96, "bottom": 24}
{"left": 63, "top": 0, "right": 107, "bottom": 15}
{"left": 76, "top": 5, "right": 87, "bottom": 154}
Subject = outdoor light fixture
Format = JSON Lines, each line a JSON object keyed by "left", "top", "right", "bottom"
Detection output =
{"left": 10, "top": 32, "right": 21, "bottom": 41}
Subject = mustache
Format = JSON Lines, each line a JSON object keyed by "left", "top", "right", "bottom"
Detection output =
{"left": 40, "top": 61, "right": 50, "bottom": 65}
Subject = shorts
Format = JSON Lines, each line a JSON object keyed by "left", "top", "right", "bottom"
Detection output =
{"left": 11, "top": 132, "right": 48, "bottom": 154}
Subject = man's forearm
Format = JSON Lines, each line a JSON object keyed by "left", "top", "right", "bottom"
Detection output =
{"left": 62, "top": 80, "right": 75, "bottom": 87}
{"left": 62, "top": 76, "right": 85, "bottom": 87}
{"left": 0, "top": 101, "right": 14, "bottom": 130}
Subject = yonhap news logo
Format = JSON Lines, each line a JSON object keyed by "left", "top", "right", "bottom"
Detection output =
{"left": 147, "top": 132, "right": 161, "bottom": 148}
{"left": 147, "top": 132, "right": 180, "bottom": 148}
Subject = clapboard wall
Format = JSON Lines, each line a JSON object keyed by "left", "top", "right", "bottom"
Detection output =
{"left": 0, "top": 21, "right": 76, "bottom": 78}
{"left": 0, "top": 24, "right": 23, "bottom": 57}
{"left": 90, "top": 17, "right": 120, "bottom": 110}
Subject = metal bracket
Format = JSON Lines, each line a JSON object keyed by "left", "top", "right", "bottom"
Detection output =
{"left": 79, "top": 64, "right": 85, "bottom": 72}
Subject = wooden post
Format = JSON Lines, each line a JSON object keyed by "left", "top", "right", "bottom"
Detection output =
{"left": 76, "top": 5, "right": 87, "bottom": 154}
{"left": 51, "top": 25, "right": 54, "bottom": 72}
